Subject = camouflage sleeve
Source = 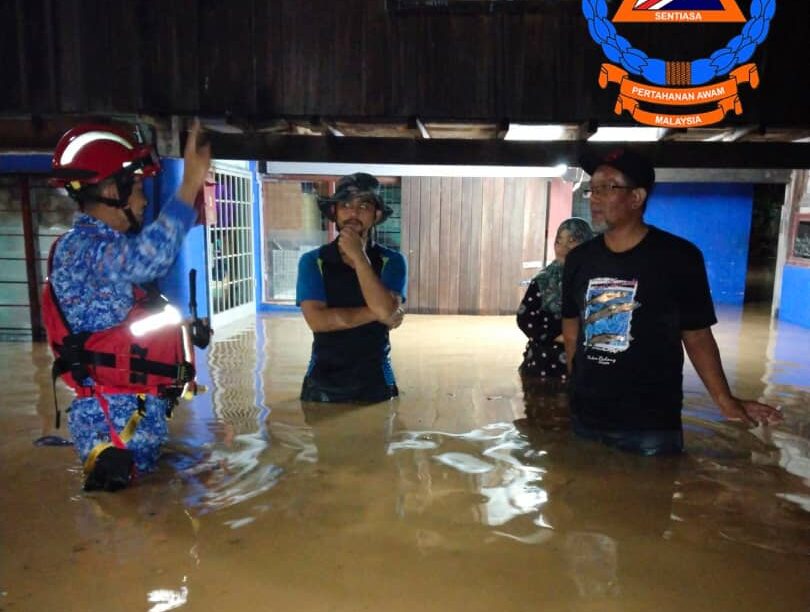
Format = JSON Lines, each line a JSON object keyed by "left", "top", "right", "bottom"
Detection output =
{"left": 97, "top": 198, "right": 197, "bottom": 284}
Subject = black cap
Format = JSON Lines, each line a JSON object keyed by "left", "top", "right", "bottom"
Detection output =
{"left": 580, "top": 148, "right": 655, "bottom": 191}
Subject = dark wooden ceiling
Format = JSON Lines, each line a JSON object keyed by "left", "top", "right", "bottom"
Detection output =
{"left": 2, "top": 0, "right": 809, "bottom": 168}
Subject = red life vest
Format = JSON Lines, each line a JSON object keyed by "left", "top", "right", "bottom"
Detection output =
{"left": 41, "top": 241, "right": 196, "bottom": 409}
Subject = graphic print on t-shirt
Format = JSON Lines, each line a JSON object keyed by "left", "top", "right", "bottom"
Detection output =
{"left": 583, "top": 277, "right": 640, "bottom": 353}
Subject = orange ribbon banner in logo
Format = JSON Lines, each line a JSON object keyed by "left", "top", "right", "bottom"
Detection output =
{"left": 598, "top": 63, "right": 760, "bottom": 127}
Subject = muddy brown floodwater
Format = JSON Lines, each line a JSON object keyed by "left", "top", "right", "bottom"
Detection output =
{"left": 1, "top": 306, "right": 809, "bottom": 611}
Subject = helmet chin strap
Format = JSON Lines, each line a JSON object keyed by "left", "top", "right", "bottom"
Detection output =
{"left": 123, "top": 208, "right": 142, "bottom": 233}
{"left": 104, "top": 171, "right": 141, "bottom": 232}
{"left": 73, "top": 169, "right": 136, "bottom": 211}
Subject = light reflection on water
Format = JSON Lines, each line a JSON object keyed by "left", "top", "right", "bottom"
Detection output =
{"left": 177, "top": 431, "right": 283, "bottom": 513}
{"left": 176, "top": 309, "right": 810, "bottom": 557}
{"left": 6, "top": 308, "right": 806, "bottom": 609}
{"left": 169, "top": 322, "right": 284, "bottom": 519}
{"left": 147, "top": 580, "right": 188, "bottom": 612}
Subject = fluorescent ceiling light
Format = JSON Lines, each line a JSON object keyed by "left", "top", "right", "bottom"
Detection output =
{"left": 588, "top": 127, "right": 664, "bottom": 142}
{"left": 504, "top": 124, "right": 565, "bottom": 141}
{"left": 265, "top": 162, "right": 568, "bottom": 178}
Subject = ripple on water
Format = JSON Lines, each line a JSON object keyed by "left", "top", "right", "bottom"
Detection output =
{"left": 174, "top": 431, "right": 283, "bottom": 515}
{"left": 433, "top": 452, "right": 495, "bottom": 474}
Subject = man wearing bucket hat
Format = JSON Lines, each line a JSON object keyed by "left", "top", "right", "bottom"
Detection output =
{"left": 296, "top": 172, "right": 407, "bottom": 403}
{"left": 561, "top": 148, "right": 782, "bottom": 455}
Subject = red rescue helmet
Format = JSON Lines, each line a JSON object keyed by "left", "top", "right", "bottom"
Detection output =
{"left": 51, "top": 123, "right": 160, "bottom": 195}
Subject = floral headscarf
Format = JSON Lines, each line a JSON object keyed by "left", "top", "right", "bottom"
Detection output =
{"left": 557, "top": 217, "right": 594, "bottom": 245}
{"left": 532, "top": 217, "right": 594, "bottom": 313}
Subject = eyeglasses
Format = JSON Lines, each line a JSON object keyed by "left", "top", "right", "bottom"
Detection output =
{"left": 337, "top": 200, "right": 375, "bottom": 213}
{"left": 583, "top": 184, "right": 636, "bottom": 198}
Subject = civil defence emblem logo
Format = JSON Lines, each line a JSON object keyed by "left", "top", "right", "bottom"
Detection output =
{"left": 582, "top": 0, "right": 775, "bottom": 127}
{"left": 613, "top": 0, "right": 745, "bottom": 23}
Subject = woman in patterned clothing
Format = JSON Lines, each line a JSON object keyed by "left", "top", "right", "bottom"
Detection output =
{"left": 517, "top": 217, "right": 594, "bottom": 380}
{"left": 47, "top": 120, "right": 211, "bottom": 491}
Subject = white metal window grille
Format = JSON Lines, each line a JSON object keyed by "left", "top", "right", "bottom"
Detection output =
{"left": 374, "top": 184, "right": 402, "bottom": 251}
{"left": 207, "top": 167, "right": 255, "bottom": 328}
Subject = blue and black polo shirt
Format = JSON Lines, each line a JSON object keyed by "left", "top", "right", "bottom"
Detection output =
{"left": 296, "top": 239, "right": 407, "bottom": 403}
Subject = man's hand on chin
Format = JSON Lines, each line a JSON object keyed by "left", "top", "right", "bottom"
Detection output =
{"left": 338, "top": 225, "right": 367, "bottom": 266}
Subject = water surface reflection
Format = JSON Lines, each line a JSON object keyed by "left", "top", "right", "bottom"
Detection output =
{"left": 1, "top": 308, "right": 809, "bottom": 611}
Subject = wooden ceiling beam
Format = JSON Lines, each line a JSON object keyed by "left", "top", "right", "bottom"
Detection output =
{"left": 191, "top": 133, "right": 810, "bottom": 170}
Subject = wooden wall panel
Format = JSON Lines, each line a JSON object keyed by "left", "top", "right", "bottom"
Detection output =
{"left": 53, "top": 0, "right": 85, "bottom": 113}
{"left": 254, "top": 0, "right": 284, "bottom": 114}
{"left": 390, "top": 13, "right": 498, "bottom": 117}
{"left": 402, "top": 177, "right": 419, "bottom": 310}
{"left": 256, "top": 0, "right": 392, "bottom": 117}
{"left": 501, "top": 179, "right": 519, "bottom": 312}
{"left": 417, "top": 177, "right": 432, "bottom": 314}
{"left": 141, "top": 0, "right": 201, "bottom": 113}
{"left": 546, "top": 179, "right": 574, "bottom": 262}
{"left": 437, "top": 177, "right": 463, "bottom": 314}
{"left": 401, "top": 175, "right": 550, "bottom": 315}
{"left": 411, "top": 177, "right": 422, "bottom": 310}
{"left": 81, "top": 0, "right": 144, "bottom": 112}
{"left": 521, "top": 178, "right": 549, "bottom": 285}
{"left": 496, "top": 178, "right": 513, "bottom": 313}
{"left": 501, "top": 178, "right": 526, "bottom": 313}
{"left": 273, "top": 0, "right": 335, "bottom": 115}
{"left": 501, "top": 11, "right": 587, "bottom": 118}
{"left": 427, "top": 176, "right": 442, "bottom": 313}
{"left": 0, "top": 0, "right": 21, "bottom": 112}
{"left": 465, "top": 177, "right": 484, "bottom": 314}
{"left": 17, "top": 0, "right": 57, "bottom": 113}
{"left": 198, "top": 2, "right": 257, "bottom": 116}
{"left": 486, "top": 178, "right": 505, "bottom": 314}
{"left": 457, "top": 178, "right": 474, "bottom": 313}
{"left": 437, "top": 178, "right": 450, "bottom": 313}
{"left": 478, "top": 178, "right": 495, "bottom": 314}
{"left": 447, "top": 177, "right": 462, "bottom": 312}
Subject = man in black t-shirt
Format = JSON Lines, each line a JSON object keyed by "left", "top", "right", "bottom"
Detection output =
{"left": 561, "top": 148, "right": 782, "bottom": 455}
